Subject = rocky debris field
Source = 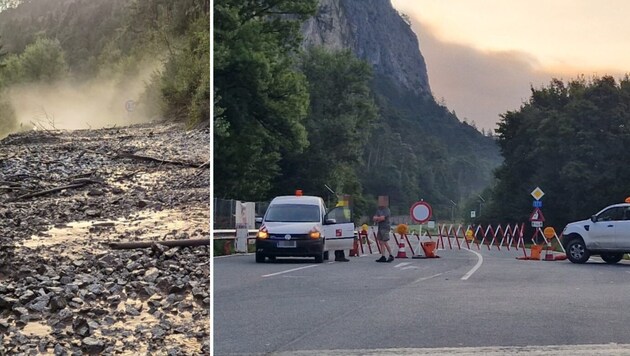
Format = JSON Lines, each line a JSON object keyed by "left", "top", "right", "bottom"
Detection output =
{"left": 0, "top": 123, "right": 210, "bottom": 355}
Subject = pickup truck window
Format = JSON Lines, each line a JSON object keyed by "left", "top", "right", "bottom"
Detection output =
{"left": 597, "top": 207, "right": 624, "bottom": 221}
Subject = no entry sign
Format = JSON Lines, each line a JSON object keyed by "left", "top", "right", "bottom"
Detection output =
{"left": 410, "top": 201, "right": 432, "bottom": 223}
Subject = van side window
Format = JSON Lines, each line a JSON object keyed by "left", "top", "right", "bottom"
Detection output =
{"left": 325, "top": 206, "right": 352, "bottom": 224}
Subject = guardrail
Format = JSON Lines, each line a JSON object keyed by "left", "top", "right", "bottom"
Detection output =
{"left": 213, "top": 229, "right": 258, "bottom": 240}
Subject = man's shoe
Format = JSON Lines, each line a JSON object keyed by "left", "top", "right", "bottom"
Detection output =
{"left": 375, "top": 256, "right": 387, "bottom": 262}
{"left": 386, "top": 255, "right": 394, "bottom": 262}
{"left": 335, "top": 258, "right": 350, "bottom": 262}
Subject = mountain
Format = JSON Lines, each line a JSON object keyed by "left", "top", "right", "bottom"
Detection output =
{"left": 300, "top": 0, "right": 501, "bottom": 216}
{"left": 301, "top": 0, "right": 430, "bottom": 97}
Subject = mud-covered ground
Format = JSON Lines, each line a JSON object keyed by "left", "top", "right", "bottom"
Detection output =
{"left": 0, "top": 123, "right": 209, "bottom": 355}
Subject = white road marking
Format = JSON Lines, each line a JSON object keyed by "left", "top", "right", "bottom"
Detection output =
{"left": 394, "top": 262, "right": 411, "bottom": 268}
{"left": 213, "top": 253, "right": 253, "bottom": 259}
{"left": 401, "top": 266, "right": 418, "bottom": 270}
{"left": 461, "top": 249, "right": 483, "bottom": 280}
{"left": 328, "top": 262, "right": 335, "bottom": 264}
{"left": 269, "top": 344, "right": 630, "bottom": 355}
{"left": 412, "top": 272, "right": 443, "bottom": 284}
{"left": 261, "top": 265, "right": 319, "bottom": 278}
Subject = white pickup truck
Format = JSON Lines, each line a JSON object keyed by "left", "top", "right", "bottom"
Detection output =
{"left": 562, "top": 203, "right": 630, "bottom": 264}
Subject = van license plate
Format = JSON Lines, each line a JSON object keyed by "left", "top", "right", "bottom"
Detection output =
{"left": 277, "top": 241, "right": 296, "bottom": 248}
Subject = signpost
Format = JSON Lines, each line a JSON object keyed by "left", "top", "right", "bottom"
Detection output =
{"left": 530, "top": 187, "right": 545, "bottom": 228}
{"left": 125, "top": 100, "right": 136, "bottom": 113}
{"left": 410, "top": 201, "right": 432, "bottom": 224}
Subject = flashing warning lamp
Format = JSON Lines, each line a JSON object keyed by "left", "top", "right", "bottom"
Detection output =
{"left": 361, "top": 224, "right": 369, "bottom": 232}
{"left": 625, "top": 196, "right": 630, "bottom": 203}
{"left": 395, "top": 224, "right": 409, "bottom": 234}
{"left": 295, "top": 190, "right": 303, "bottom": 196}
{"left": 256, "top": 227, "right": 269, "bottom": 239}
{"left": 543, "top": 227, "right": 556, "bottom": 239}
{"left": 465, "top": 229, "right": 474, "bottom": 241}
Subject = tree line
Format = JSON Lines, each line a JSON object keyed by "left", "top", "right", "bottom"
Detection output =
{"left": 480, "top": 75, "right": 630, "bottom": 229}
{"left": 214, "top": 0, "right": 502, "bottom": 220}
{"left": 0, "top": 0, "right": 209, "bottom": 136}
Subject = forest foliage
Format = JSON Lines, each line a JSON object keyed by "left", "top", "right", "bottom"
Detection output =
{"left": 213, "top": 0, "right": 502, "bottom": 219}
{"left": 0, "top": 0, "right": 209, "bottom": 135}
{"left": 482, "top": 76, "right": 630, "bottom": 228}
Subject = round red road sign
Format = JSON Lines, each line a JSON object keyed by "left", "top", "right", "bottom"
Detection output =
{"left": 410, "top": 201, "right": 432, "bottom": 223}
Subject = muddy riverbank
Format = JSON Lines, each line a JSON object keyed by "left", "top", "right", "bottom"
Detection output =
{"left": 0, "top": 123, "right": 209, "bottom": 355}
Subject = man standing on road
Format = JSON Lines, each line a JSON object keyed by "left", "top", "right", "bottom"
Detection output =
{"left": 373, "top": 196, "right": 394, "bottom": 263}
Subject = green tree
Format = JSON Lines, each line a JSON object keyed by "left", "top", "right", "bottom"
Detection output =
{"left": 160, "top": 14, "right": 209, "bottom": 125}
{"left": 487, "top": 76, "right": 630, "bottom": 228}
{"left": 15, "top": 37, "right": 68, "bottom": 83}
{"left": 213, "top": 0, "right": 317, "bottom": 200}
{"left": 273, "top": 48, "right": 378, "bottom": 207}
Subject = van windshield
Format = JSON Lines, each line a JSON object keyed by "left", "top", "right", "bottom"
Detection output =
{"left": 264, "top": 204, "right": 320, "bottom": 223}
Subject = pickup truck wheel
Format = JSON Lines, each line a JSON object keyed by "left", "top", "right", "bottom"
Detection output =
{"left": 255, "top": 253, "right": 265, "bottom": 263}
{"left": 567, "top": 239, "right": 590, "bottom": 264}
{"left": 323, "top": 251, "right": 329, "bottom": 261}
{"left": 601, "top": 253, "right": 623, "bottom": 264}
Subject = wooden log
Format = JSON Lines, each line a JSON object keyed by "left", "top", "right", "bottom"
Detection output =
{"left": 109, "top": 238, "right": 210, "bottom": 250}
{"left": 14, "top": 183, "right": 87, "bottom": 200}
{"left": 117, "top": 152, "right": 202, "bottom": 167}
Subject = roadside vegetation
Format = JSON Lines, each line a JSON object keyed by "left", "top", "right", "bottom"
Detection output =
{"left": 0, "top": 0, "right": 209, "bottom": 136}
{"left": 479, "top": 76, "right": 630, "bottom": 228}
{"left": 214, "top": 0, "right": 501, "bottom": 219}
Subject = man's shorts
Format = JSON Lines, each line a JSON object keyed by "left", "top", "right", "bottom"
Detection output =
{"left": 376, "top": 228, "right": 390, "bottom": 241}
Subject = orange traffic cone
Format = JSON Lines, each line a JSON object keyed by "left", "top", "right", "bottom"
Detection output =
{"left": 544, "top": 243, "right": 554, "bottom": 261}
{"left": 396, "top": 239, "right": 408, "bottom": 258}
{"left": 349, "top": 238, "right": 359, "bottom": 257}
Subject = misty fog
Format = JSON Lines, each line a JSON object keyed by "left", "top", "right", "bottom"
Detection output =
{"left": 6, "top": 61, "right": 161, "bottom": 132}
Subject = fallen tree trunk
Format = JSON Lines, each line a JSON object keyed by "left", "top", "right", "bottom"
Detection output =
{"left": 14, "top": 183, "right": 87, "bottom": 200}
{"left": 109, "top": 238, "right": 210, "bottom": 250}
{"left": 12, "top": 178, "right": 102, "bottom": 201}
{"left": 117, "top": 152, "right": 203, "bottom": 168}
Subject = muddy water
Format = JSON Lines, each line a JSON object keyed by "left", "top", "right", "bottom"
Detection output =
{"left": 0, "top": 123, "right": 210, "bottom": 354}
{"left": 21, "top": 322, "right": 52, "bottom": 337}
{"left": 21, "top": 207, "right": 209, "bottom": 253}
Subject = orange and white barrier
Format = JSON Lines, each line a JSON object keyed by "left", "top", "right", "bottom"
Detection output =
{"left": 435, "top": 223, "right": 527, "bottom": 257}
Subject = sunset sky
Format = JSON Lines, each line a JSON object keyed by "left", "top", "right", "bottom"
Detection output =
{"left": 391, "top": 0, "right": 630, "bottom": 130}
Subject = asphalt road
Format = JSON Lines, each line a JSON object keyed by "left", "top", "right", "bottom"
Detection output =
{"left": 213, "top": 241, "right": 630, "bottom": 355}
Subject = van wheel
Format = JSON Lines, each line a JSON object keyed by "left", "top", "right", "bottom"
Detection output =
{"left": 314, "top": 252, "right": 324, "bottom": 263}
{"left": 255, "top": 253, "right": 265, "bottom": 263}
{"left": 323, "top": 251, "right": 329, "bottom": 260}
{"left": 601, "top": 253, "right": 623, "bottom": 264}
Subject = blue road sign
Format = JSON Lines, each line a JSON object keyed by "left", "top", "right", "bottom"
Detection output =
{"left": 533, "top": 200, "right": 543, "bottom": 208}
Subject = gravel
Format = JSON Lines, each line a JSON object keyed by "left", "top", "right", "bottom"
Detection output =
{"left": 0, "top": 123, "right": 209, "bottom": 354}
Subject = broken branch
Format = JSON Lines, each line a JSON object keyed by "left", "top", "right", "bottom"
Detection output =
{"left": 109, "top": 239, "right": 210, "bottom": 250}
{"left": 117, "top": 152, "right": 203, "bottom": 167}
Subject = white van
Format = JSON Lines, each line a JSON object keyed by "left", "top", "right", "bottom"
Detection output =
{"left": 255, "top": 194, "right": 355, "bottom": 263}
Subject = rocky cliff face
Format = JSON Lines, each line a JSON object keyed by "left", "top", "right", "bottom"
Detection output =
{"left": 301, "top": 0, "right": 431, "bottom": 96}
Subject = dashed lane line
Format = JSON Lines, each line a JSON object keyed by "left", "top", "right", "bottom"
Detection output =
{"left": 261, "top": 265, "right": 319, "bottom": 278}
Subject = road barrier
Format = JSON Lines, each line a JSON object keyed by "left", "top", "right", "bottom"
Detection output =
{"left": 433, "top": 223, "right": 526, "bottom": 256}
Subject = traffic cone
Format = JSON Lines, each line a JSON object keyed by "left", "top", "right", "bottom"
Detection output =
{"left": 396, "top": 239, "right": 408, "bottom": 258}
{"left": 349, "top": 238, "right": 359, "bottom": 257}
{"left": 544, "top": 242, "right": 554, "bottom": 261}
